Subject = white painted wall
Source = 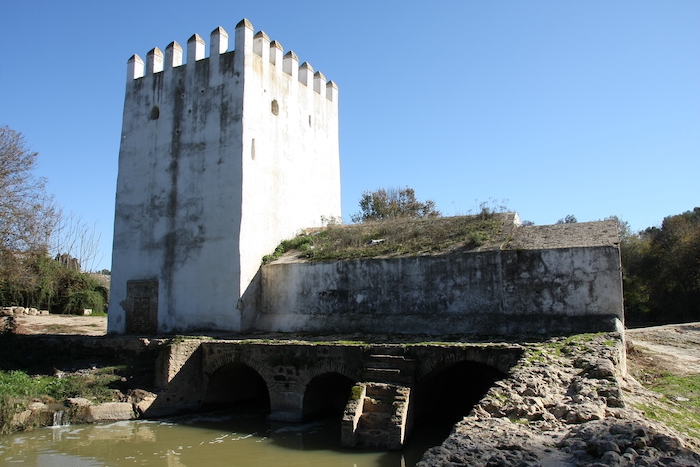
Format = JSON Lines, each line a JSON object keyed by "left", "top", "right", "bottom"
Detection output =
{"left": 237, "top": 22, "right": 341, "bottom": 323}
{"left": 109, "top": 20, "right": 340, "bottom": 334}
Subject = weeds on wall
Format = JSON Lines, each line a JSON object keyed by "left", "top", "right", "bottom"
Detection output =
{"left": 262, "top": 214, "right": 507, "bottom": 264}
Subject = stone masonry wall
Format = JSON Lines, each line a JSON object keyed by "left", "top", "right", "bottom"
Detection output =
{"left": 258, "top": 239, "right": 623, "bottom": 337}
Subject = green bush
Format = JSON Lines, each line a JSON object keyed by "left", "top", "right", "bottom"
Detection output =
{"left": 64, "top": 290, "right": 105, "bottom": 314}
{"left": 0, "top": 252, "right": 109, "bottom": 314}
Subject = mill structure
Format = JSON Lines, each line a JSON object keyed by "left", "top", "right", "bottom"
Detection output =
{"left": 108, "top": 19, "right": 341, "bottom": 334}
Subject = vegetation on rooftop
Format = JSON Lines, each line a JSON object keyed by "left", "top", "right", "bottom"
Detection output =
{"left": 262, "top": 187, "right": 509, "bottom": 264}
{"left": 262, "top": 214, "right": 505, "bottom": 264}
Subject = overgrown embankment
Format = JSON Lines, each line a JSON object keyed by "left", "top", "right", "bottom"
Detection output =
{"left": 0, "top": 334, "right": 158, "bottom": 434}
{"left": 263, "top": 214, "right": 508, "bottom": 264}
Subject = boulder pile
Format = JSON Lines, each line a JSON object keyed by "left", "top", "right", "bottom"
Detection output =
{"left": 418, "top": 333, "right": 700, "bottom": 466}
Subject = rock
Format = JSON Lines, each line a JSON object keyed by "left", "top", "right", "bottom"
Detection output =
{"left": 128, "top": 389, "right": 157, "bottom": 415}
{"left": 11, "top": 410, "right": 33, "bottom": 426}
{"left": 27, "top": 401, "right": 45, "bottom": 409}
{"left": 589, "top": 358, "right": 617, "bottom": 380}
{"left": 652, "top": 433, "right": 681, "bottom": 452}
{"left": 601, "top": 450, "right": 622, "bottom": 464}
{"left": 570, "top": 402, "right": 605, "bottom": 423}
{"left": 417, "top": 334, "right": 700, "bottom": 466}
{"left": 85, "top": 402, "right": 135, "bottom": 423}
{"left": 65, "top": 397, "right": 92, "bottom": 407}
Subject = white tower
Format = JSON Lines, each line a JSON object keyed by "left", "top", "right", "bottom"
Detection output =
{"left": 108, "top": 19, "right": 340, "bottom": 334}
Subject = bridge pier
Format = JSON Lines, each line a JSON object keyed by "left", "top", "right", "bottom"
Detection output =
{"left": 268, "top": 389, "right": 305, "bottom": 422}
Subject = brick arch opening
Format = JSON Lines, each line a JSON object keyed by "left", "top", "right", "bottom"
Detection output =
{"left": 202, "top": 362, "right": 271, "bottom": 414}
{"left": 410, "top": 360, "right": 505, "bottom": 436}
{"left": 302, "top": 372, "right": 354, "bottom": 421}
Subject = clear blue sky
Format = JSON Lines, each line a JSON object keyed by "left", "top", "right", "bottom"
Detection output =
{"left": 2, "top": 1, "right": 698, "bottom": 271}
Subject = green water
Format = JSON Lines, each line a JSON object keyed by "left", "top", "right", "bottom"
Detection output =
{"left": 0, "top": 413, "right": 448, "bottom": 466}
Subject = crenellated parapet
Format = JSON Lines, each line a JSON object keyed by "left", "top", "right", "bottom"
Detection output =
{"left": 111, "top": 17, "right": 341, "bottom": 336}
{"left": 124, "top": 18, "right": 337, "bottom": 102}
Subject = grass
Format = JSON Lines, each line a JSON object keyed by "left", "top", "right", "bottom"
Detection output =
{"left": 262, "top": 215, "right": 506, "bottom": 264}
{"left": 0, "top": 367, "right": 125, "bottom": 434}
{"left": 633, "top": 373, "right": 700, "bottom": 440}
{"left": 630, "top": 363, "right": 700, "bottom": 441}
{"left": 350, "top": 385, "right": 364, "bottom": 401}
{"left": 0, "top": 367, "right": 123, "bottom": 402}
{"left": 523, "top": 332, "right": 613, "bottom": 362}
{"left": 627, "top": 341, "right": 700, "bottom": 442}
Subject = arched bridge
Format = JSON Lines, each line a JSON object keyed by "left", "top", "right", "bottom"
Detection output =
{"left": 146, "top": 339, "right": 523, "bottom": 449}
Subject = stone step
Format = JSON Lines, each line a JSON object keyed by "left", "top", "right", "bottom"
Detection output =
{"left": 365, "top": 383, "right": 394, "bottom": 399}
{"left": 356, "top": 431, "right": 389, "bottom": 447}
{"left": 362, "top": 397, "right": 391, "bottom": 413}
{"left": 362, "top": 368, "right": 413, "bottom": 385}
{"left": 359, "top": 412, "right": 391, "bottom": 430}
{"left": 341, "top": 383, "right": 411, "bottom": 450}
{"left": 367, "top": 345, "right": 406, "bottom": 357}
{"left": 365, "top": 355, "right": 416, "bottom": 370}
{"left": 356, "top": 430, "right": 389, "bottom": 447}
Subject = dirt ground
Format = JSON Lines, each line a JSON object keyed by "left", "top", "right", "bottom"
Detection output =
{"left": 12, "top": 314, "right": 108, "bottom": 336}
{"left": 626, "top": 323, "right": 700, "bottom": 376}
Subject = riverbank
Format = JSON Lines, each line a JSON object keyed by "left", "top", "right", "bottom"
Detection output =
{"left": 0, "top": 329, "right": 160, "bottom": 434}
{"left": 2, "top": 316, "right": 700, "bottom": 465}
{"left": 418, "top": 330, "right": 700, "bottom": 466}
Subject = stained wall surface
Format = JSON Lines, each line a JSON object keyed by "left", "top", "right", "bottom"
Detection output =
{"left": 258, "top": 221, "right": 624, "bottom": 336}
{"left": 109, "top": 20, "right": 340, "bottom": 334}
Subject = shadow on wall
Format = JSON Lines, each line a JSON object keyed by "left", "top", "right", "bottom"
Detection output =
{"left": 239, "top": 268, "right": 262, "bottom": 331}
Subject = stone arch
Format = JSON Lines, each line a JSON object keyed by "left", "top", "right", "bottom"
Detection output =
{"left": 414, "top": 348, "right": 516, "bottom": 382}
{"left": 201, "top": 349, "right": 277, "bottom": 412}
{"left": 296, "top": 359, "right": 361, "bottom": 390}
{"left": 411, "top": 357, "right": 506, "bottom": 430}
{"left": 294, "top": 360, "right": 360, "bottom": 421}
{"left": 203, "top": 349, "right": 276, "bottom": 386}
{"left": 202, "top": 359, "right": 272, "bottom": 412}
{"left": 301, "top": 371, "right": 355, "bottom": 420}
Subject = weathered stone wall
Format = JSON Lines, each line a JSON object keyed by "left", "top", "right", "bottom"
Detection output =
{"left": 258, "top": 222, "right": 623, "bottom": 337}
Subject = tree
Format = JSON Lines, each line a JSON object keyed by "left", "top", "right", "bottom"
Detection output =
{"left": 621, "top": 208, "right": 700, "bottom": 323}
{"left": 0, "top": 127, "right": 107, "bottom": 312}
{"left": 0, "top": 127, "right": 58, "bottom": 305}
{"left": 0, "top": 126, "right": 56, "bottom": 253}
{"left": 556, "top": 214, "right": 578, "bottom": 224}
{"left": 50, "top": 211, "right": 103, "bottom": 272}
{"left": 351, "top": 187, "right": 441, "bottom": 223}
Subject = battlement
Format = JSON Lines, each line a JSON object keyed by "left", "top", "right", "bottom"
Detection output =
{"left": 125, "top": 19, "right": 337, "bottom": 102}
{"left": 111, "top": 18, "right": 341, "bottom": 335}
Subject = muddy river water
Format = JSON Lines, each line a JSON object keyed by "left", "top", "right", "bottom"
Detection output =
{"left": 0, "top": 412, "right": 450, "bottom": 466}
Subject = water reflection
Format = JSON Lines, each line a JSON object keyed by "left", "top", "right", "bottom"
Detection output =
{"left": 0, "top": 412, "right": 446, "bottom": 467}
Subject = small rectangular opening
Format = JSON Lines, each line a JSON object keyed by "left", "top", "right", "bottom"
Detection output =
{"left": 126, "top": 280, "right": 158, "bottom": 334}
